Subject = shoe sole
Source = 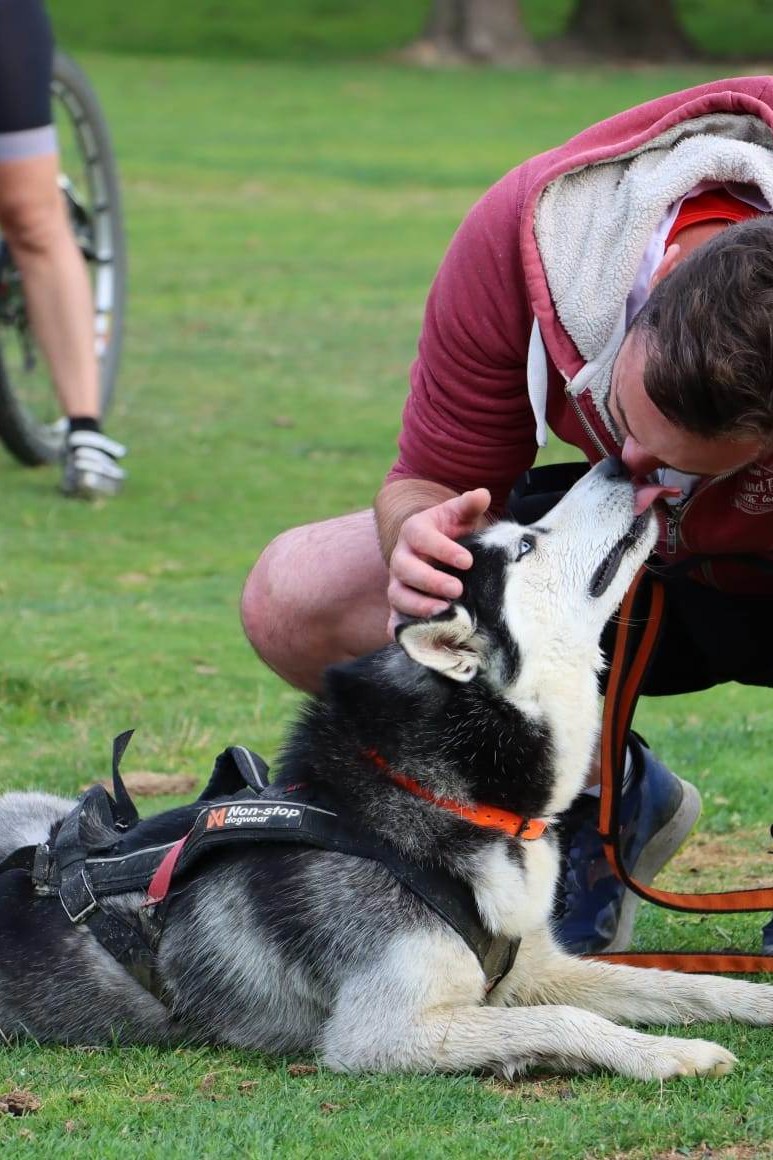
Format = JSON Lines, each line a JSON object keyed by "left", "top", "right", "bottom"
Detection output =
{"left": 605, "top": 778, "right": 702, "bottom": 953}
{"left": 60, "top": 477, "right": 123, "bottom": 500}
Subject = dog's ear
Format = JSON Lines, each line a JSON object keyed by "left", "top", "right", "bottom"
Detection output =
{"left": 396, "top": 605, "right": 482, "bottom": 683}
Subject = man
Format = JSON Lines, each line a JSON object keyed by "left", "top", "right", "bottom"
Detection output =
{"left": 241, "top": 76, "right": 773, "bottom": 955}
{"left": 0, "top": 0, "right": 126, "bottom": 497}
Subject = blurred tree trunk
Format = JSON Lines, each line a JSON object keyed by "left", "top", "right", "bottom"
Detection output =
{"left": 407, "top": 0, "right": 540, "bottom": 65}
{"left": 564, "top": 0, "right": 698, "bottom": 59}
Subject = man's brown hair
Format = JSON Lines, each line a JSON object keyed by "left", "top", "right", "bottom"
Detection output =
{"left": 631, "top": 216, "right": 773, "bottom": 443}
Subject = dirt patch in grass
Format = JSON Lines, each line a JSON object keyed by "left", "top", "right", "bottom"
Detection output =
{"left": 0, "top": 1089, "right": 41, "bottom": 1116}
{"left": 608, "top": 1146, "right": 773, "bottom": 1160}
{"left": 658, "top": 827, "right": 773, "bottom": 893}
{"left": 483, "top": 1075, "right": 576, "bottom": 1101}
{"left": 84, "top": 772, "right": 198, "bottom": 797}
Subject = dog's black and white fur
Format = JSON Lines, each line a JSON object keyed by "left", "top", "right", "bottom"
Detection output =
{"left": 1, "top": 460, "right": 772, "bottom": 1078}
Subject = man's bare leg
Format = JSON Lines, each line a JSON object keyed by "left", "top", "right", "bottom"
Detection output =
{"left": 241, "top": 509, "right": 390, "bottom": 693}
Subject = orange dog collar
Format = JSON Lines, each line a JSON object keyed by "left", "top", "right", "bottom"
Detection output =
{"left": 364, "top": 748, "right": 548, "bottom": 840}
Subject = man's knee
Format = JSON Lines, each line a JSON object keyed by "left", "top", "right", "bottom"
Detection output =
{"left": 240, "top": 510, "right": 390, "bottom": 692}
{"left": 0, "top": 173, "right": 63, "bottom": 256}
{"left": 241, "top": 527, "right": 305, "bottom": 663}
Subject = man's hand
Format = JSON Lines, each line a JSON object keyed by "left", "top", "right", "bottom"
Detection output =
{"left": 385, "top": 488, "right": 491, "bottom": 630}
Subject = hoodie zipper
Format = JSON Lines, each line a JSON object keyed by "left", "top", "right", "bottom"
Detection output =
{"left": 565, "top": 387, "right": 609, "bottom": 457}
{"left": 664, "top": 505, "right": 683, "bottom": 554}
{"left": 662, "top": 469, "right": 736, "bottom": 554}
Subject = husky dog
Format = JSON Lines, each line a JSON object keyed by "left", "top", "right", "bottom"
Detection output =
{"left": 1, "top": 458, "right": 772, "bottom": 1079}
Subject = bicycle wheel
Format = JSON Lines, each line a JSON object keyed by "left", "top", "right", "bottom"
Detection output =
{"left": 0, "top": 50, "right": 126, "bottom": 466}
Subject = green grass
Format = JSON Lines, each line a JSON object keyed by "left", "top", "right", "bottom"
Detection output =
{"left": 1, "top": 55, "right": 772, "bottom": 1157}
{"left": 47, "top": 0, "right": 773, "bottom": 61}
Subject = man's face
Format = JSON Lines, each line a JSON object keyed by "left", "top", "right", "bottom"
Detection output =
{"left": 609, "top": 330, "right": 764, "bottom": 478}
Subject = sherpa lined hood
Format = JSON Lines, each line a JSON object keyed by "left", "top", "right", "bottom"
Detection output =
{"left": 519, "top": 76, "right": 773, "bottom": 439}
{"left": 391, "top": 77, "right": 773, "bottom": 593}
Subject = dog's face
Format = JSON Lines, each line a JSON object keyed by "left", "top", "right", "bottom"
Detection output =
{"left": 397, "top": 460, "right": 658, "bottom": 692}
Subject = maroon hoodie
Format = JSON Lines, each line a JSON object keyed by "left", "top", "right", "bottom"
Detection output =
{"left": 388, "top": 76, "right": 773, "bottom": 593}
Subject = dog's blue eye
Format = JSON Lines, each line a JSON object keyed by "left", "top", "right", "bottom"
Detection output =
{"left": 517, "top": 536, "right": 535, "bottom": 560}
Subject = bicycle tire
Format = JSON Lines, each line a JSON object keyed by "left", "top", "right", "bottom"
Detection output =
{"left": 0, "top": 50, "right": 126, "bottom": 466}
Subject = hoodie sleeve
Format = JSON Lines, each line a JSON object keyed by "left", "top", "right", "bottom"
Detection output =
{"left": 386, "top": 167, "right": 540, "bottom": 514}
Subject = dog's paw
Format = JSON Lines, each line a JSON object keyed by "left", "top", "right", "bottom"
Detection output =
{"left": 636, "top": 1035, "right": 737, "bottom": 1080}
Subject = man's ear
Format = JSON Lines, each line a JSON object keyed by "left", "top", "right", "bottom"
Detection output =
{"left": 649, "top": 242, "right": 681, "bottom": 290}
{"left": 396, "top": 605, "right": 482, "bottom": 683}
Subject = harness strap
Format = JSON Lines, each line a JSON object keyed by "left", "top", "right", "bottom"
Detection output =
{"left": 27, "top": 742, "right": 274, "bottom": 909}
{"left": 197, "top": 745, "right": 270, "bottom": 800}
{"left": 111, "top": 730, "right": 140, "bottom": 828}
{"left": 593, "top": 568, "right": 773, "bottom": 972}
{"left": 146, "top": 836, "right": 189, "bottom": 904}
{"left": 82, "top": 906, "right": 168, "bottom": 1001}
{"left": 0, "top": 855, "right": 167, "bottom": 998}
{"left": 24, "top": 741, "right": 273, "bottom": 1006}
{"left": 12, "top": 769, "right": 517, "bottom": 992}
{"left": 145, "top": 788, "right": 515, "bottom": 979}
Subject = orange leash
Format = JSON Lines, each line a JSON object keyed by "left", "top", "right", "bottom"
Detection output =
{"left": 592, "top": 569, "right": 773, "bottom": 973}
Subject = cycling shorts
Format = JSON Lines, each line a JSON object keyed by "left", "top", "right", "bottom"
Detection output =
{"left": 0, "top": 0, "right": 57, "bottom": 161}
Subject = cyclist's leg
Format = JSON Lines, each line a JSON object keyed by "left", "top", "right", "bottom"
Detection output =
{"left": 0, "top": 0, "right": 99, "bottom": 421}
{"left": 0, "top": 0, "right": 125, "bottom": 494}
{"left": 241, "top": 509, "right": 390, "bottom": 694}
{"left": 0, "top": 151, "right": 100, "bottom": 420}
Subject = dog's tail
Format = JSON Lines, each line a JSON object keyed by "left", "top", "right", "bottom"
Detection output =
{"left": 0, "top": 791, "right": 75, "bottom": 865}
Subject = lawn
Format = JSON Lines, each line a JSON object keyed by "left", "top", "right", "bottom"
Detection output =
{"left": 0, "top": 54, "right": 772, "bottom": 1158}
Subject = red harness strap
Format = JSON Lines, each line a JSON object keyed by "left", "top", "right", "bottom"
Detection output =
{"left": 593, "top": 568, "right": 773, "bottom": 973}
{"left": 364, "top": 748, "right": 548, "bottom": 840}
{"left": 145, "top": 836, "right": 189, "bottom": 905}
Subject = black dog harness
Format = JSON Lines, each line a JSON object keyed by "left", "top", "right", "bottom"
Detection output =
{"left": 1, "top": 733, "right": 518, "bottom": 998}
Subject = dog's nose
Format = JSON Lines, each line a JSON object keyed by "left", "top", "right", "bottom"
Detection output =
{"left": 597, "top": 456, "right": 630, "bottom": 481}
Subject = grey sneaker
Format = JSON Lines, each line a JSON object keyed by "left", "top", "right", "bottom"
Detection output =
{"left": 61, "top": 430, "right": 126, "bottom": 499}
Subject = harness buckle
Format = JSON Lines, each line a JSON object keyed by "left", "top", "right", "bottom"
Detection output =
{"left": 60, "top": 868, "right": 98, "bottom": 923}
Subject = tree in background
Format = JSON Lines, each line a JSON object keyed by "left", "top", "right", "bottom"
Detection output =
{"left": 562, "top": 0, "right": 697, "bottom": 60}
{"left": 406, "top": 0, "right": 539, "bottom": 65}
{"left": 410, "top": 0, "right": 698, "bottom": 64}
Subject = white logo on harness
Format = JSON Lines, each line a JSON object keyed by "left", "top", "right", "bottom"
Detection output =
{"left": 206, "top": 803, "right": 302, "bottom": 830}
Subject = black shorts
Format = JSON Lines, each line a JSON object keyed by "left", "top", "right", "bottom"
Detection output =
{"left": 507, "top": 463, "right": 773, "bottom": 697}
{"left": 0, "top": 0, "right": 54, "bottom": 136}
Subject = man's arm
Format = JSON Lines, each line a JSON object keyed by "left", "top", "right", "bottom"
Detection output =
{"left": 374, "top": 477, "right": 491, "bottom": 623}
{"left": 376, "top": 167, "right": 535, "bottom": 625}
{"left": 389, "top": 169, "right": 538, "bottom": 512}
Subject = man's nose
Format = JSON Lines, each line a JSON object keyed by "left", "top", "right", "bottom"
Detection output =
{"left": 621, "top": 435, "right": 664, "bottom": 477}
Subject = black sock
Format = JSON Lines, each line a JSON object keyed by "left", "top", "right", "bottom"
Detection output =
{"left": 68, "top": 417, "right": 102, "bottom": 435}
